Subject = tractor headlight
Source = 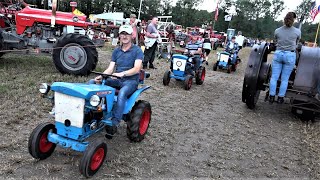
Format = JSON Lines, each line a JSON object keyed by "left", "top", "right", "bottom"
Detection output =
{"left": 39, "top": 83, "right": 50, "bottom": 94}
{"left": 90, "top": 95, "right": 101, "bottom": 107}
{"left": 188, "top": 58, "right": 193, "bottom": 62}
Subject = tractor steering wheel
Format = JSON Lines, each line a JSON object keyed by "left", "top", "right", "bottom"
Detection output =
{"left": 91, "top": 71, "right": 122, "bottom": 79}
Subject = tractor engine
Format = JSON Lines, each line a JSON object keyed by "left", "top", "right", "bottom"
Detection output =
{"left": 24, "top": 24, "right": 59, "bottom": 51}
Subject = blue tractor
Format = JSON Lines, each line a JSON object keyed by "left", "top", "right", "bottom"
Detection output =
{"left": 28, "top": 70, "right": 152, "bottom": 177}
{"left": 162, "top": 52, "right": 206, "bottom": 90}
{"left": 213, "top": 50, "right": 239, "bottom": 73}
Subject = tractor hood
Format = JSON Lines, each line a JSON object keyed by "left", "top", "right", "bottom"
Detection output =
{"left": 15, "top": 6, "right": 88, "bottom": 34}
{"left": 18, "top": 6, "right": 87, "bottom": 21}
{"left": 51, "top": 82, "right": 115, "bottom": 99}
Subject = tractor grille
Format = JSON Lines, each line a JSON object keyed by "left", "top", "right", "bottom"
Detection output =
{"left": 54, "top": 92, "right": 85, "bottom": 128}
{"left": 173, "top": 58, "right": 187, "bottom": 71}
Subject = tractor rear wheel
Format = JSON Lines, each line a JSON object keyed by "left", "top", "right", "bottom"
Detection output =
{"left": 53, "top": 33, "right": 98, "bottom": 76}
{"left": 242, "top": 42, "right": 270, "bottom": 109}
{"left": 196, "top": 66, "right": 205, "bottom": 85}
{"left": 127, "top": 100, "right": 152, "bottom": 142}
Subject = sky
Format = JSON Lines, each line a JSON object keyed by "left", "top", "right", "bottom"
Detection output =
{"left": 195, "top": 0, "right": 305, "bottom": 19}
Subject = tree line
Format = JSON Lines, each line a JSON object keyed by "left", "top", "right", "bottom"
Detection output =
{"left": 17, "top": 0, "right": 320, "bottom": 42}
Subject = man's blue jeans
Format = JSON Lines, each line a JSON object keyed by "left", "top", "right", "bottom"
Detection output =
{"left": 231, "top": 52, "right": 238, "bottom": 64}
{"left": 193, "top": 56, "right": 201, "bottom": 71}
{"left": 269, "top": 50, "right": 296, "bottom": 97}
{"left": 89, "top": 78, "right": 138, "bottom": 125}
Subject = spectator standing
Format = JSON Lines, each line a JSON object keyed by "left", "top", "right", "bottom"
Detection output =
{"left": 268, "top": 12, "right": 301, "bottom": 104}
{"left": 129, "top": 14, "right": 138, "bottom": 45}
{"left": 143, "top": 16, "right": 159, "bottom": 69}
{"left": 235, "top": 31, "right": 245, "bottom": 50}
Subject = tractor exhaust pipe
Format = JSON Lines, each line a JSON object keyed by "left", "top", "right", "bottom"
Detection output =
{"left": 51, "top": 0, "right": 57, "bottom": 27}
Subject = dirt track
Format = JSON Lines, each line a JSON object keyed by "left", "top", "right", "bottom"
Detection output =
{"left": 0, "top": 47, "right": 320, "bottom": 179}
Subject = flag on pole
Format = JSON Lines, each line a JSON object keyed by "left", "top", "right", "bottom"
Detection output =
{"left": 214, "top": 5, "right": 219, "bottom": 21}
{"left": 214, "top": 0, "right": 220, "bottom": 21}
{"left": 310, "top": 0, "right": 320, "bottom": 21}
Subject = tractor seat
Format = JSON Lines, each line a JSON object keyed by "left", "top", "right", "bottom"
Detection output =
{"left": 114, "top": 69, "right": 150, "bottom": 96}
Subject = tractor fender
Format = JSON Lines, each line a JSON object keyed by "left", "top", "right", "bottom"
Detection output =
{"left": 123, "top": 86, "right": 151, "bottom": 114}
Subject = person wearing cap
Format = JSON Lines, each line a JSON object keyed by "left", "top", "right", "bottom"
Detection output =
{"left": 143, "top": 16, "right": 159, "bottom": 69}
{"left": 225, "top": 36, "right": 239, "bottom": 65}
{"left": 184, "top": 32, "right": 202, "bottom": 74}
{"left": 91, "top": 25, "right": 144, "bottom": 136}
{"left": 129, "top": 14, "right": 138, "bottom": 44}
{"left": 268, "top": 12, "right": 301, "bottom": 104}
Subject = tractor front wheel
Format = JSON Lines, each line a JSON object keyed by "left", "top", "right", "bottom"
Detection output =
{"left": 28, "top": 122, "right": 56, "bottom": 160}
{"left": 184, "top": 75, "right": 193, "bottom": 90}
{"left": 227, "top": 65, "right": 232, "bottom": 73}
{"left": 53, "top": 33, "right": 98, "bottom": 76}
{"left": 213, "top": 63, "right": 218, "bottom": 71}
{"left": 79, "top": 140, "right": 107, "bottom": 178}
{"left": 163, "top": 70, "right": 171, "bottom": 86}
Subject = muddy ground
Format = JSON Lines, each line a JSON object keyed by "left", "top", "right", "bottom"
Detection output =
{"left": 0, "top": 46, "right": 319, "bottom": 179}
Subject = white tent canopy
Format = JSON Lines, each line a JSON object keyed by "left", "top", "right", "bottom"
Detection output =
{"left": 93, "top": 12, "right": 124, "bottom": 21}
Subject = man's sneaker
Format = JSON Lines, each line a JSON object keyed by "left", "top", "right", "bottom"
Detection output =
{"left": 277, "top": 96, "right": 284, "bottom": 104}
{"left": 269, "top": 95, "right": 275, "bottom": 104}
{"left": 315, "top": 93, "right": 320, "bottom": 102}
{"left": 105, "top": 124, "right": 119, "bottom": 139}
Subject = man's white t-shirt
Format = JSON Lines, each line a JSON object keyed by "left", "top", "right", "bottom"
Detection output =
{"left": 236, "top": 35, "right": 245, "bottom": 46}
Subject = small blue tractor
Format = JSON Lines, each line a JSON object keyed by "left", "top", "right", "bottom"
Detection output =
{"left": 213, "top": 50, "right": 239, "bottom": 73}
{"left": 28, "top": 70, "right": 151, "bottom": 177}
{"left": 162, "top": 52, "right": 206, "bottom": 90}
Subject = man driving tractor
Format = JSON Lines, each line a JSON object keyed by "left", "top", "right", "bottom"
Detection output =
{"left": 184, "top": 32, "right": 202, "bottom": 74}
{"left": 225, "top": 36, "right": 239, "bottom": 65}
{"left": 91, "top": 25, "right": 144, "bottom": 136}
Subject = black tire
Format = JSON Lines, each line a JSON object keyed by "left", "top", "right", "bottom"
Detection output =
{"left": 196, "top": 66, "right": 205, "bottom": 85}
{"left": 28, "top": 122, "right": 57, "bottom": 160}
{"left": 232, "top": 64, "right": 237, "bottom": 72}
{"left": 245, "top": 88, "right": 260, "bottom": 109}
{"left": 242, "top": 43, "right": 269, "bottom": 109}
{"left": 127, "top": 100, "right": 152, "bottom": 142}
{"left": 227, "top": 65, "right": 232, "bottom": 73}
{"left": 163, "top": 70, "right": 171, "bottom": 86}
{"left": 0, "top": 29, "right": 5, "bottom": 58}
{"left": 184, "top": 75, "right": 193, "bottom": 90}
{"left": 213, "top": 62, "right": 217, "bottom": 71}
{"left": 79, "top": 140, "right": 107, "bottom": 177}
{"left": 53, "top": 33, "right": 98, "bottom": 76}
{"left": 212, "top": 42, "right": 218, "bottom": 50}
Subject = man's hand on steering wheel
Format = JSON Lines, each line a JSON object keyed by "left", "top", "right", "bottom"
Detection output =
{"left": 112, "top": 72, "right": 126, "bottom": 78}
{"left": 94, "top": 75, "right": 102, "bottom": 84}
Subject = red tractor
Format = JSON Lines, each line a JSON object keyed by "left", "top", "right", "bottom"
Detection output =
{"left": 0, "top": 0, "right": 98, "bottom": 75}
